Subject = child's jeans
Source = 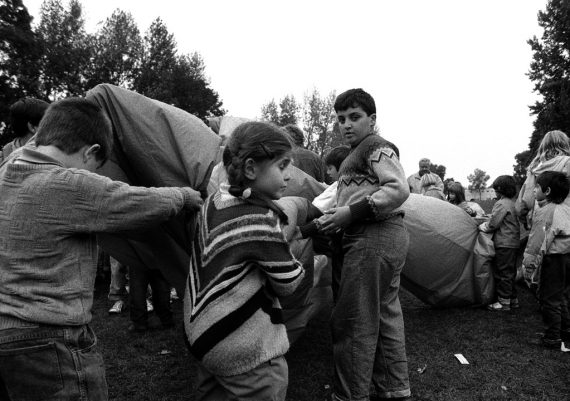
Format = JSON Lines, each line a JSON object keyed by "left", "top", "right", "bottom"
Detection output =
{"left": 129, "top": 265, "right": 172, "bottom": 327}
{"left": 332, "top": 217, "right": 411, "bottom": 401}
{"left": 0, "top": 324, "right": 108, "bottom": 401}
{"left": 194, "top": 356, "right": 288, "bottom": 401}
{"left": 539, "top": 253, "right": 570, "bottom": 341}
{"left": 493, "top": 247, "right": 519, "bottom": 302}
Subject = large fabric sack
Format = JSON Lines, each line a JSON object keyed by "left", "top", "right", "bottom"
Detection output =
{"left": 401, "top": 194, "right": 494, "bottom": 307}
{"left": 86, "top": 84, "right": 221, "bottom": 293}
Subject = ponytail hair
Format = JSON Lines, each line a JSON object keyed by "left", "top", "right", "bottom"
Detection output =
{"left": 222, "top": 121, "right": 292, "bottom": 222}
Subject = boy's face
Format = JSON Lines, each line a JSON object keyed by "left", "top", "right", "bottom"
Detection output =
{"left": 336, "top": 106, "right": 376, "bottom": 148}
{"left": 326, "top": 165, "right": 339, "bottom": 181}
{"left": 534, "top": 183, "right": 549, "bottom": 202}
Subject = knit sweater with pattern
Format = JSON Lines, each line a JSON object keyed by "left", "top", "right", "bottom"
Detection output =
{"left": 0, "top": 148, "right": 194, "bottom": 329}
{"left": 337, "top": 134, "right": 409, "bottom": 221}
{"left": 184, "top": 186, "right": 305, "bottom": 376}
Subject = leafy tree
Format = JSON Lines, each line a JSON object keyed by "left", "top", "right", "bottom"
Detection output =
{"left": 278, "top": 95, "right": 299, "bottom": 126}
{"left": 514, "top": 0, "right": 570, "bottom": 177}
{"left": 87, "top": 9, "right": 142, "bottom": 89}
{"left": 170, "top": 52, "right": 224, "bottom": 120}
{"left": 429, "top": 163, "right": 446, "bottom": 181}
{"left": 134, "top": 17, "right": 177, "bottom": 101}
{"left": 36, "top": 0, "right": 92, "bottom": 99}
{"left": 467, "top": 168, "right": 490, "bottom": 200}
{"left": 260, "top": 99, "right": 279, "bottom": 124}
{"left": 0, "top": 0, "right": 43, "bottom": 143}
{"left": 302, "top": 88, "right": 336, "bottom": 156}
{"left": 513, "top": 149, "right": 531, "bottom": 184}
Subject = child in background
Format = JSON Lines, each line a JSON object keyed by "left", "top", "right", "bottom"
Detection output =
{"left": 420, "top": 172, "right": 446, "bottom": 200}
{"left": 523, "top": 171, "right": 570, "bottom": 349}
{"left": 318, "top": 88, "right": 411, "bottom": 401}
{"left": 312, "top": 145, "right": 351, "bottom": 212}
{"left": 184, "top": 121, "right": 305, "bottom": 401}
{"left": 309, "top": 145, "right": 350, "bottom": 303}
{"left": 448, "top": 181, "right": 477, "bottom": 216}
{"left": 479, "top": 175, "right": 520, "bottom": 311}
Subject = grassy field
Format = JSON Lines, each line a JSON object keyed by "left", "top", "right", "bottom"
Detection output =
{"left": 91, "top": 276, "right": 569, "bottom": 401}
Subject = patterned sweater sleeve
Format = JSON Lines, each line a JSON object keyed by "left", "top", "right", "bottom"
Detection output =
{"left": 50, "top": 169, "right": 192, "bottom": 234}
{"left": 350, "top": 146, "right": 410, "bottom": 220}
{"left": 257, "top": 215, "right": 305, "bottom": 297}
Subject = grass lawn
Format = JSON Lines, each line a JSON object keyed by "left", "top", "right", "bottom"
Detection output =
{"left": 92, "top": 278, "right": 569, "bottom": 401}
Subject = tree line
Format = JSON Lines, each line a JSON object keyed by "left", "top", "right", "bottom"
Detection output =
{"left": 0, "top": 0, "right": 224, "bottom": 145}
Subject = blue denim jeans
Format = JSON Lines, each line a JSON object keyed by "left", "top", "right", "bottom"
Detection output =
{"left": 332, "top": 217, "right": 410, "bottom": 401}
{"left": 0, "top": 324, "right": 108, "bottom": 401}
{"left": 195, "top": 356, "right": 288, "bottom": 401}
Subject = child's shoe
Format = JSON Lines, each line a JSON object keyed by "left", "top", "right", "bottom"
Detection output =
{"left": 108, "top": 300, "right": 125, "bottom": 314}
{"left": 509, "top": 298, "right": 520, "bottom": 309}
{"left": 487, "top": 301, "right": 510, "bottom": 311}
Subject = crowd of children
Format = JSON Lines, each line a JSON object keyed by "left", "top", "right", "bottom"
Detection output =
{"left": 1, "top": 88, "right": 569, "bottom": 401}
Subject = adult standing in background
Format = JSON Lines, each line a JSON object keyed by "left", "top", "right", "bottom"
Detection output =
{"left": 516, "top": 130, "right": 570, "bottom": 228}
{"left": 0, "top": 98, "right": 49, "bottom": 163}
{"left": 407, "top": 157, "right": 444, "bottom": 194}
{"left": 283, "top": 124, "right": 327, "bottom": 183}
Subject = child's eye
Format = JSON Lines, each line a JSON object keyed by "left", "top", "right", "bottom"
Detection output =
{"left": 338, "top": 116, "right": 345, "bottom": 123}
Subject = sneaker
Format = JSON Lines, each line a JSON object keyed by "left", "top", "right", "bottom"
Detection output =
{"left": 487, "top": 301, "right": 510, "bottom": 311}
{"left": 146, "top": 299, "right": 154, "bottom": 312}
{"left": 170, "top": 288, "right": 179, "bottom": 302}
{"left": 510, "top": 298, "right": 520, "bottom": 309}
{"left": 529, "top": 334, "right": 561, "bottom": 349}
{"left": 108, "top": 300, "right": 125, "bottom": 315}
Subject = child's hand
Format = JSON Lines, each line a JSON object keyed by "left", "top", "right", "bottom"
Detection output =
{"left": 319, "top": 206, "right": 352, "bottom": 235}
{"left": 182, "top": 188, "right": 204, "bottom": 210}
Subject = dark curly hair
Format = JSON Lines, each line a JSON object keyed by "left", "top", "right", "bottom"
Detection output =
{"left": 492, "top": 175, "right": 517, "bottom": 199}
{"left": 223, "top": 121, "right": 292, "bottom": 189}
{"left": 536, "top": 171, "right": 570, "bottom": 204}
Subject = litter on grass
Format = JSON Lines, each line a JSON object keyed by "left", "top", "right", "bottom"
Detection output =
{"left": 454, "top": 354, "right": 469, "bottom": 364}
{"left": 417, "top": 364, "right": 427, "bottom": 374}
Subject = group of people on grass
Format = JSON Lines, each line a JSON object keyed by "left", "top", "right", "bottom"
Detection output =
{"left": 0, "top": 87, "right": 568, "bottom": 401}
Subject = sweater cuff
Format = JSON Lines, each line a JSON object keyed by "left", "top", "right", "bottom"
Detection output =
{"left": 299, "top": 220, "right": 320, "bottom": 239}
{"left": 349, "top": 198, "right": 374, "bottom": 221}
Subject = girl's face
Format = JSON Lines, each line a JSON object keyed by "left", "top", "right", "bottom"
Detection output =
{"left": 448, "top": 192, "right": 456, "bottom": 202}
{"left": 249, "top": 153, "right": 292, "bottom": 200}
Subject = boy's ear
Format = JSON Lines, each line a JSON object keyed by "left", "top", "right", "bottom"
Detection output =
{"left": 243, "top": 158, "right": 257, "bottom": 180}
{"left": 545, "top": 187, "right": 552, "bottom": 196}
{"left": 83, "top": 144, "right": 101, "bottom": 163}
{"left": 27, "top": 122, "right": 37, "bottom": 134}
{"left": 369, "top": 113, "right": 377, "bottom": 129}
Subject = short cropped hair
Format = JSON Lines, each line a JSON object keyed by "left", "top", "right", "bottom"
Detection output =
{"left": 10, "top": 98, "right": 49, "bottom": 137}
{"left": 283, "top": 124, "right": 305, "bottom": 147}
{"left": 35, "top": 98, "right": 113, "bottom": 162}
{"left": 419, "top": 158, "right": 431, "bottom": 166}
{"left": 324, "top": 145, "right": 350, "bottom": 170}
{"left": 536, "top": 171, "right": 570, "bottom": 204}
{"left": 492, "top": 175, "right": 517, "bottom": 199}
{"left": 334, "top": 88, "right": 376, "bottom": 116}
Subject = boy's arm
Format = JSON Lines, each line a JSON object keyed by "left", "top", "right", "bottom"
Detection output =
{"left": 479, "top": 201, "right": 507, "bottom": 232}
{"left": 319, "top": 146, "right": 409, "bottom": 233}
{"left": 358, "top": 146, "right": 409, "bottom": 217}
{"left": 55, "top": 169, "right": 202, "bottom": 234}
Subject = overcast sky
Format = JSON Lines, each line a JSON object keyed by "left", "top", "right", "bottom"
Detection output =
{"left": 25, "top": 0, "right": 546, "bottom": 184}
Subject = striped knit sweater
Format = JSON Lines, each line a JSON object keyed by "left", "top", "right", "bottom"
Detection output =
{"left": 184, "top": 185, "right": 304, "bottom": 376}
